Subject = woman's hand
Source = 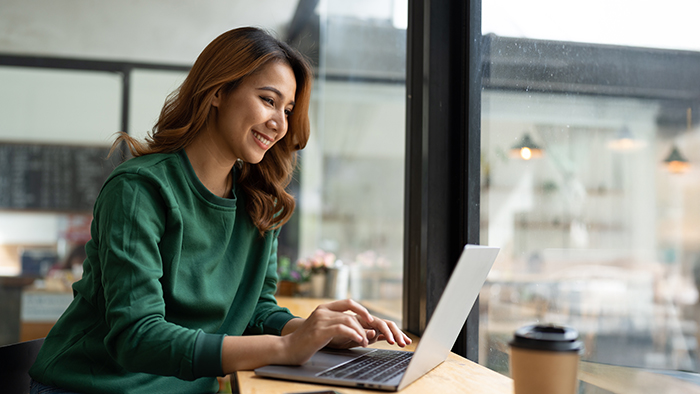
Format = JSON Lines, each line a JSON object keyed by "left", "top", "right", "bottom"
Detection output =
{"left": 280, "top": 299, "right": 412, "bottom": 365}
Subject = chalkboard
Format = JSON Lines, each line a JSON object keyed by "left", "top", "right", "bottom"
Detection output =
{"left": 0, "top": 143, "right": 120, "bottom": 211}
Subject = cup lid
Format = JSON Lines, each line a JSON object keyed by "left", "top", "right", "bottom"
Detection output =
{"left": 510, "top": 324, "right": 583, "bottom": 352}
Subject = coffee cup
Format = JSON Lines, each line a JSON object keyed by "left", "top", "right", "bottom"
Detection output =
{"left": 509, "top": 324, "right": 583, "bottom": 394}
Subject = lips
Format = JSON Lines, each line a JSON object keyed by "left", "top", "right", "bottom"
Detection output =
{"left": 252, "top": 131, "right": 273, "bottom": 148}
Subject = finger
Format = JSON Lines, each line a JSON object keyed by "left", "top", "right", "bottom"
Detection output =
{"left": 366, "top": 329, "right": 377, "bottom": 340}
{"left": 369, "top": 318, "right": 406, "bottom": 346}
{"left": 366, "top": 318, "right": 396, "bottom": 345}
{"left": 323, "top": 311, "right": 370, "bottom": 347}
{"left": 366, "top": 319, "right": 411, "bottom": 347}
{"left": 321, "top": 299, "right": 374, "bottom": 324}
{"left": 330, "top": 324, "right": 366, "bottom": 345}
{"left": 342, "top": 313, "right": 370, "bottom": 346}
{"left": 384, "top": 320, "right": 408, "bottom": 346}
{"left": 384, "top": 320, "right": 412, "bottom": 347}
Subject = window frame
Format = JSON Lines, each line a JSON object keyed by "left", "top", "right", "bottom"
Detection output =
{"left": 403, "top": 0, "right": 483, "bottom": 361}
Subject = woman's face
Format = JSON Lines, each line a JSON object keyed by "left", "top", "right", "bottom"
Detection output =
{"left": 210, "top": 60, "right": 297, "bottom": 164}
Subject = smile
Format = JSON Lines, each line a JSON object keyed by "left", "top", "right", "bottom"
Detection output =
{"left": 253, "top": 131, "right": 272, "bottom": 147}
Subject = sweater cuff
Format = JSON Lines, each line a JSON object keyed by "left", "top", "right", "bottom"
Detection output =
{"left": 192, "top": 331, "right": 225, "bottom": 378}
{"left": 263, "top": 310, "right": 298, "bottom": 335}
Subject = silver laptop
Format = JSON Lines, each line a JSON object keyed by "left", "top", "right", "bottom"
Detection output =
{"left": 255, "top": 244, "right": 499, "bottom": 391}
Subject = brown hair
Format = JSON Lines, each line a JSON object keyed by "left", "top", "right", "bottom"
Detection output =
{"left": 113, "top": 27, "right": 313, "bottom": 234}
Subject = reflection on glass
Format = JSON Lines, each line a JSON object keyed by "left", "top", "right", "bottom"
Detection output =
{"left": 480, "top": 2, "right": 700, "bottom": 380}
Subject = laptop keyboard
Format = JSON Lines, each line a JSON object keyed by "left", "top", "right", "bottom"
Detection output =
{"left": 317, "top": 349, "right": 413, "bottom": 383}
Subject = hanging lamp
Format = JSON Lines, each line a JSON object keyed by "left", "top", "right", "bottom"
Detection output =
{"left": 663, "top": 108, "right": 692, "bottom": 174}
{"left": 607, "top": 126, "right": 646, "bottom": 151}
{"left": 510, "top": 133, "right": 543, "bottom": 160}
{"left": 664, "top": 144, "right": 690, "bottom": 174}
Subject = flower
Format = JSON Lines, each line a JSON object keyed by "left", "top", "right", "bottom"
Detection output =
{"left": 297, "top": 249, "right": 336, "bottom": 276}
{"left": 277, "top": 256, "right": 305, "bottom": 282}
{"left": 354, "top": 250, "right": 391, "bottom": 268}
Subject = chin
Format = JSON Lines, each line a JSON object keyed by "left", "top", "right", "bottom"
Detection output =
{"left": 243, "top": 154, "right": 265, "bottom": 165}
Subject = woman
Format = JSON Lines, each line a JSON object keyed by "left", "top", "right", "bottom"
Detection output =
{"left": 29, "top": 27, "right": 410, "bottom": 394}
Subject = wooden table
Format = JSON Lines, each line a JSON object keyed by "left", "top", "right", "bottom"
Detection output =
{"left": 234, "top": 297, "right": 514, "bottom": 393}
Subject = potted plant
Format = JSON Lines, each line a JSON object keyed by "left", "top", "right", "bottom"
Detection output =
{"left": 276, "top": 256, "right": 304, "bottom": 296}
{"left": 296, "top": 250, "right": 336, "bottom": 298}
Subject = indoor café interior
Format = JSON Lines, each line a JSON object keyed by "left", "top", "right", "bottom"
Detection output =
{"left": 1, "top": 1, "right": 699, "bottom": 393}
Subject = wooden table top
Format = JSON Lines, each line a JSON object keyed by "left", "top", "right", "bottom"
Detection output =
{"left": 234, "top": 297, "right": 514, "bottom": 393}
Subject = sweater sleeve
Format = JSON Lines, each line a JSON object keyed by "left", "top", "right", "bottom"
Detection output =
{"left": 95, "top": 173, "right": 222, "bottom": 380}
{"left": 245, "top": 230, "right": 297, "bottom": 335}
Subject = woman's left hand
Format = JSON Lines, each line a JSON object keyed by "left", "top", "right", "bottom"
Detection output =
{"left": 322, "top": 300, "right": 412, "bottom": 349}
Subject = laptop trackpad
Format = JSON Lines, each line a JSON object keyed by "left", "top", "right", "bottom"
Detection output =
{"left": 258, "top": 347, "right": 376, "bottom": 376}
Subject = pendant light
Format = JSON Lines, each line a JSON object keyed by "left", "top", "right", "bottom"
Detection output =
{"left": 664, "top": 144, "right": 690, "bottom": 174}
{"left": 510, "top": 133, "right": 543, "bottom": 160}
{"left": 607, "top": 126, "right": 646, "bottom": 151}
{"left": 663, "top": 108, "right": 692, "bottom": 174}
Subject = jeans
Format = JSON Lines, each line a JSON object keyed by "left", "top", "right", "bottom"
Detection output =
{"left": 29, "top": 379, "right": 83, "bottom": 394}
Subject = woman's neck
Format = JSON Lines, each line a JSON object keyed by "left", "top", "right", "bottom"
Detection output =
{"left": 185, "top": 132, "right": 236, "bottom": 198}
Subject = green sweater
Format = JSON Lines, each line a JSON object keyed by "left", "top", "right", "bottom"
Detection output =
{"left": 29, "top": 150, "right": 296, "bottom": 394}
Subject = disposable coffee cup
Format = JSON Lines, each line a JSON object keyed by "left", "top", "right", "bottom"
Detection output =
{"left": 509, "top": 324, "right": 583, "bottom": 394}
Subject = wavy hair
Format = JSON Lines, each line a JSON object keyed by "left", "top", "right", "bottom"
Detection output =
{"left": 113, "top": 27, "right": 313, "bottom": 234}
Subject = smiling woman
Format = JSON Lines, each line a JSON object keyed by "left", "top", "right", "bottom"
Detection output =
{"left": 113, "top": 27, "right": 313, "bottom": 234}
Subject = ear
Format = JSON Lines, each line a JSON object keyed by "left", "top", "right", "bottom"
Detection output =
{"left": 211, "top": 88, "right": 222, "bottom": 108}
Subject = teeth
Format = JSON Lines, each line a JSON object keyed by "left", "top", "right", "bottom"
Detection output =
{"left": 253, "top": 132, "right": 271, "bottom": 146}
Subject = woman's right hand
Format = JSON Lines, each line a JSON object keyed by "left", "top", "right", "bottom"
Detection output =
{"left": 221, "top": 299, "right": 411, "bottom": 372}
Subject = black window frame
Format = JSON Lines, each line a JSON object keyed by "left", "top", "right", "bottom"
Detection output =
{"left": 403, "top": 0, "right": 483, "bottom": 361}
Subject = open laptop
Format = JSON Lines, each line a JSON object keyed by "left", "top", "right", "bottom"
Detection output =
{"left": 255, "top": 244, "right": 499, "bottom": 391}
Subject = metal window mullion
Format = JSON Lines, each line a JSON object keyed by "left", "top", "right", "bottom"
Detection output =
{"left": 404, "top": 0, "right": 480, "bottom": 361}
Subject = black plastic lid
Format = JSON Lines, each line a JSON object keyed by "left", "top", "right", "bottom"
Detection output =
{"left": 510, "top": 324, "right": 583, "bottom": 352}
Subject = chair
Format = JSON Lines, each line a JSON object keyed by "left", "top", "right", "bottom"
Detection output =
{"left": 0, "top": 338, "right": 45, "bottom": 394}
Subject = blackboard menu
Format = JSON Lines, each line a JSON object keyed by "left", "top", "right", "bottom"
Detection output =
{"left": 0, "top": 143, "right": 120, "bottom": 211}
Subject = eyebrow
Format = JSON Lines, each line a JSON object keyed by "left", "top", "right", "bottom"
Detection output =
{"left": 258, "top": 86, "right": 295, "bottom": 107}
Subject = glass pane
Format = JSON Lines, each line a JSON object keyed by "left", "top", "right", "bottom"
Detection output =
{"left": 0, "top": 66, "right": 120, "bottom": 145}
{"left": 297, "top": 0, "right": 406, "bottom": 322}
{"left": 480, "top": 0, "right": 700, "bottom": 379}
{"left": 129, "top": 69, "right": 188, "bottom": 142}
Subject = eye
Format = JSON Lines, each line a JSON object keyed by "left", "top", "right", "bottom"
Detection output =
{"left": 285, "top": 108, "right": 294, "bottom": 117}
{"left": 260, "top": 96, "right": 274, "bottom": 106}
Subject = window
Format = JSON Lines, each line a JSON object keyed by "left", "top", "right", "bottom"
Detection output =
{"left": 480, "top": 0, "right": 700, "bottom": 376}
{"left": 296, "top": 0, "right": 406, "bottom": 321}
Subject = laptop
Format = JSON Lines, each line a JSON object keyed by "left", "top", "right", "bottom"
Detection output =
{"left": 255, "top": 244, "right": 499, "bottom": 391}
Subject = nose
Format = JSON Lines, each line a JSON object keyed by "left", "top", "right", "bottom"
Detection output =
{"left": 266, "top": 110, "right": 287, "bottom": 136}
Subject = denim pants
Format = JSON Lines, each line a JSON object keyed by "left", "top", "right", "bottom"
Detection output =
{"left": 29, "top": 379, "right": 83, "bottom": 394}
